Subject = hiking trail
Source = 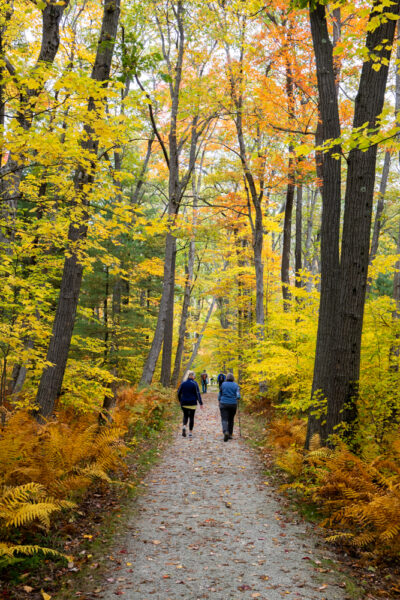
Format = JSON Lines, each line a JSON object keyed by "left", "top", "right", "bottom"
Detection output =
{"left": 100, "top": 391, "right": 347, "bottom": 600}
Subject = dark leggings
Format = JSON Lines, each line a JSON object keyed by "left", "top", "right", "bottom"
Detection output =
{"left": 182, "top": 407, "right": 195, "bottom": 430}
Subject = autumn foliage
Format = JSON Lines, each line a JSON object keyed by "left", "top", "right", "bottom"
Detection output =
{"left": 0, "top": 387, "right": 173, "bottom": 564}
{"left": 264, "top": 415, "right": 400, "bottom": 559}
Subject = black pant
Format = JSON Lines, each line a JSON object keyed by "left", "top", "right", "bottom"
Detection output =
{"left": 182, "top": 407, "right": 195, "bottom": 430}
{"left": 201, "top": 380, "right": 207, "bottom": 392}
{"left": 219, "top": 404, "right": 237, "bottom": 435}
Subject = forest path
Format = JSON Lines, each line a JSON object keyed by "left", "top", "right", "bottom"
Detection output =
{"left": 100, "top": 391, "right": 346, "bottom": 600}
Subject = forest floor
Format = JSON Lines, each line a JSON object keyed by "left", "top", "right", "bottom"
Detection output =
{"left": 84, "top": 391, "right": 362, "bottom": 600}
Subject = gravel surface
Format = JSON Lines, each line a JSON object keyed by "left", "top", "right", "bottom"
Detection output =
{"left": 100, "top": 392, "right": 347, "bottom": 600}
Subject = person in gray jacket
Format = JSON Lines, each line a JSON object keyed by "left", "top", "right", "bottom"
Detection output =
{"left": 218, "top": 372, "right": 240, "bottom": 442}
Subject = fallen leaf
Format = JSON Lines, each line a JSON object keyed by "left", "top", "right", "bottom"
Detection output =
{"left": 152, "top": 540, "right": 161, "bottom": 545}
{"left": 23, "top": 586, "right": 33, "bottom": 593}
{"left": 41, "top": 591, "right": 51, "bottom": 600}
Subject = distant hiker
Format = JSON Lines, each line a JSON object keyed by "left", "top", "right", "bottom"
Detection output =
{"left": 200, "top": 370, "right": 209, "bottom": 393}
{"left": 218, "top": 372, "right": 240, "bottom": 442}
{"left": 217, "top": 372, "right": 226, "bottom": 389}
{"left": 177, "top": 371, "right": 203, "bottom": 438}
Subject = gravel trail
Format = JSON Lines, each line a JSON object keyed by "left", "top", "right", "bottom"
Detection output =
{"left": 100, "top": 392, "right": 347, "bottom": 600}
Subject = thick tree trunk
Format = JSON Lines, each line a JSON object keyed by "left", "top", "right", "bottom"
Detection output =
{"left": 327, "top": 1, "right": 399, "bottom": 442}
{"left": 306, "top": 2, "right": 342, "bottom": 447}
{"left": 307, "top": 0, "right": 400, "bottom": 446}
{"left": 36, "top": 0, "right": 121, "bottom": 419}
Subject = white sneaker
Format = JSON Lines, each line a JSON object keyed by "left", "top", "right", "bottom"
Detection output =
{"left": 188, "top": 432, "right": 193, "bottom": 438}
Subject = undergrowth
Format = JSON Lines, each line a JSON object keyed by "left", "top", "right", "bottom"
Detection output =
{"left": 265, "top": 415, "right": 400, "bottom": 560}
{"left": 0, "top": 385, "right": 174, "bottom": 568}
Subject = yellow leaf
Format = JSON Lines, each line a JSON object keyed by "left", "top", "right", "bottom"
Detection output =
{"left": 41, "top": 591, "right": 51, "bottom": 600}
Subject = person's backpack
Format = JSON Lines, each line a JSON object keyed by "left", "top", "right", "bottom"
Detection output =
{"left": 217, "top": 373, "right": 226, "bottom": 386}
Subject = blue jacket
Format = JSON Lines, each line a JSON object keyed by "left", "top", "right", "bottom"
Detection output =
{"left": 177, "top": 379, "right": 203, "bottom": 407}
{"left": 218, "top": 381, "right": 240, "bottom": 405}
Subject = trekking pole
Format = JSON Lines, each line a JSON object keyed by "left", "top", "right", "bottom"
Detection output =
{"left": 237, "top": 396, "right": 242, "bottom": 437}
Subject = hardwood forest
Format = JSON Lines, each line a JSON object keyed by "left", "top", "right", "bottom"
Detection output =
{"left": 1, "top": 0, "right": 400, "bottom": 596}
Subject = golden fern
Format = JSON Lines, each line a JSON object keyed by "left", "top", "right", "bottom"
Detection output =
{"left": 0, "top": 542, "right": 64, "bottom": 559}
{"left": 0, "top": 483, "right": 74, "bottom": 530}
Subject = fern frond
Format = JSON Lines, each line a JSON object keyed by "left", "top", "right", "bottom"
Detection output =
{"left": 0, "top": 542, "right": 65, "bottom": 559}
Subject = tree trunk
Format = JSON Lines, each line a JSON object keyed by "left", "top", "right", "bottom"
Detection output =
{"left": 0, "top": 1, "right": 70, "bottom": 245}
{"left": 160, "top": 239, "right": 177, "bottom": 386}
{"left": 306, "top": 2, "right": 342, "bottom": 447}
{"left": 281, "top": 57, "right": 296, "bottom": 309}
{"left": 281, "top": 149, "right": 295, "bottom": 308}
{"left": 369, "top": 150, "right": 391, "bottom": 267}
{"left": 327, "top": 1, "right": 399, "bottom": 442}
{"left": 295, "top": 184, "right": 303, "bottom": 288}
{"left": 307, "top": 0, "right": 400, "bottom": 446}
{"left": 36, "top": 0, "right": 121, "bottom": 419}
{"left": 171, "top": 153, "right": 203, "bottom": 386}
{"left": 184, "top": 299, "right": 215, "bottom": 373}
{"left": 171, "top": 239, "right": 195, "bottom": 386}
{"left": 389, "top": 33, "right": 400, "bottom": 372}
{"left": 389, "top": 220, "right": 400, "bottom": 371}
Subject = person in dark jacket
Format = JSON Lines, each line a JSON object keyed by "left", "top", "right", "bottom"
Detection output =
{"left": 217, "top": 372, "right": 226, "bottom": 389}
{"left": 177, "top": 371, "right": 203, "bottom": 438}
{"left": 218, "top": 372, "right": 240, "bottom": 442}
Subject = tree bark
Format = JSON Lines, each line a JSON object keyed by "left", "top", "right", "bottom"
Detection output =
{"left": 281, "top": 149, "right": 295, "bottom": 308}
{"left": 306, "top": 2, "right": 342, "bottom": 447}
{"left": 389, "top": 33, "right": 400, "bottom": 372}
{"left": 327, "top": 0, "right": 400, "bottom": 442}
{"left": 369, "top": 150, "right": 391, "bottom": 267}
{"left": 184, "top": 299, "right": 215, "bottom": 373}
{"left": 36, "top": 0, "right": 121, "bottom": 419}
{"left": 307, "top": 0, "right": 400, "bottom": 446}
{"left": 281, "top": 55, "right": 296, "bottom": 309}
{"left": 295, "top": 184, "right": 303, "bottom": 288}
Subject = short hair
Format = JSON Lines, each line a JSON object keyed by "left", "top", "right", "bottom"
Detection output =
{"left": 226, "top": 372, "right": 234, "bottom": 382}
{"left": 188, "top": 371, "right": 195, "bottom": 378}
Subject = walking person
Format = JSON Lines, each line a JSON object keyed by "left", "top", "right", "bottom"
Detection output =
{"left": 217, "top": 372, "right": 226, "bottom": 389}
{"left": 177, "top": 371, "right": 203, "bottom": 438}
{"left": 219, "top": 373, "right": 240, "bottom": 442}
{"left": 200, "top": 370, "right": 208, "bottom": 393}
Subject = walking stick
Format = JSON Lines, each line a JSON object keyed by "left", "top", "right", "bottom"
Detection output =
{"left": 237, "top": 396, "right": 242, "bottom": 437}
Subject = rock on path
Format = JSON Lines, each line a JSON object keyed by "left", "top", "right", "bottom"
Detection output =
{"left": 100, "top": 393, "right": 347, "bottom": 600}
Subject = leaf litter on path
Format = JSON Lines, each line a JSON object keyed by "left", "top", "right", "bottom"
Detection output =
{"left": 98, "top": 393, "right": 350, "bottom": 600}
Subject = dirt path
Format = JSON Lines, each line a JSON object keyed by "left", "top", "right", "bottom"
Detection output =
{"left": 100, "top": 392, "right": 347, "bottom": 600}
